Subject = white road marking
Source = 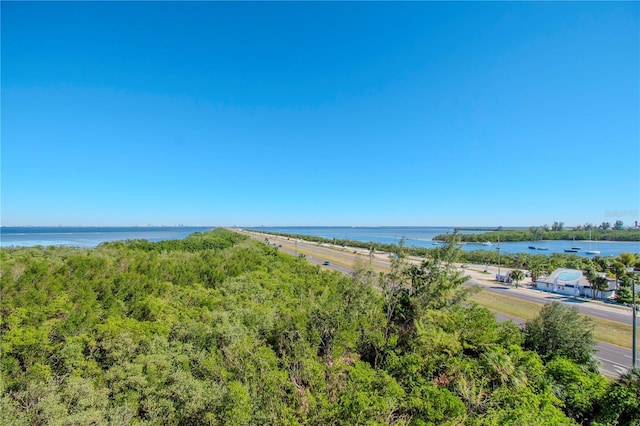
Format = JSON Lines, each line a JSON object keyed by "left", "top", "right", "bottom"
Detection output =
{"left": 614, "top": 365, "right": 629, "bottom": 375}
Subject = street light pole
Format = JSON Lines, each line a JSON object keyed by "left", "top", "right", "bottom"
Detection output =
{"left": 497, "top": 236, "right": 501, "bottom": 278}
{"left": 633, "top": 273, "right": 637, "bottom": 370}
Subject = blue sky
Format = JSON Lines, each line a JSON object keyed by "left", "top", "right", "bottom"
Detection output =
{"left": 2, "top": 1, "right": 638, "bottom": 227}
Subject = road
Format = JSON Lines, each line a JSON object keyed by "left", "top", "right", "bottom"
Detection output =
{"left": 235, "top": 229, "right": 638, "bottom": 377}
{"left": 459, "top": 265, "right": 633, "bottom": 325}
{"left": 465, "top": 277, "right": 632, "bottom": 324}
{"left": 493, "top": 313, "right": 634, "bottom": 378}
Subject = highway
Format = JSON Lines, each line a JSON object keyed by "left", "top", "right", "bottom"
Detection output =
{"left": 461, "top": 267, "right": 633, "bottom": 325}
{"left": 235, "top": 229, "right": 638, "bottom": 378}
{"left": 493, "top": 312, "right": 634, "bottom": 378}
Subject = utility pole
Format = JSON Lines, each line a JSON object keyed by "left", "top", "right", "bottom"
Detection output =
{"left": 633, "top": 272, "right": 638, "bottom": 370}
{"left": 497, "top": 236, "right": 501, "bottom": 278}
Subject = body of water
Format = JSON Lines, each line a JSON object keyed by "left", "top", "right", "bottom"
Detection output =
{"left": 249, "top": 226, "right": 640, "bottom": 258}
{"left": 458, "top": 239, "right": 640, "bottom": 258}
{"left": 2, "top": 226, "right": 638, "bottom": 257}
{"left": 0, "top": 227, "right": 214, "bottom": 248}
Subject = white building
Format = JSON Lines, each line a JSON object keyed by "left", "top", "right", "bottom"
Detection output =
{"left": 535, "top": 268, "right": 616, "bottom": 300}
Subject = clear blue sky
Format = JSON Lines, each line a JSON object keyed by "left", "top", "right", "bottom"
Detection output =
{"left": 2, "top": 1, "right": 638, "bottom": 227}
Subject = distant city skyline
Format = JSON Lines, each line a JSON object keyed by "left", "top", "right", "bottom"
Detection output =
{"left": 2, "top": 2, "right": 638, "bottom": 227}
{"left": 3, "top": 220, "right": 638, "bottom": 229}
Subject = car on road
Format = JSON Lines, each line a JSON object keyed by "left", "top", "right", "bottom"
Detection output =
{"left": 323, "top": 261, "right": 330, "bottom": 266}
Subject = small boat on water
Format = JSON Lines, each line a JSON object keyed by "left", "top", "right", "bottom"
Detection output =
{"left": 482, "top": 241, "right": 492, "bottom": 246}
{"left": 528, "top": 245, "right": 536, "bottom": 250}
{"left": 585, "top": 231, "right": 600, "bottom": 255}
{"left": 536, "top": 247, "right": 549, "bottom": 251}
{"left": 564, "top": 237, "right": 581, "bottom": 252}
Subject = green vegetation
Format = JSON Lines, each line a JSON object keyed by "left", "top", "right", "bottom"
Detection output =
{"left": 508, "top": 269, "right": 524, "bottom": 289}
{"left": 262, "top": 230, "right": 403, "bottom": 254}
{"left": 255, "top": 230, "right": 639, "bottom": 308}
{"left": 434, "top": 227, "right": 640, "bottom": 243}
{"left": 593, "top": 369, "right": 640, "bottom": 425}
{"left": 0, "top": 229, "right": 636, "bottom": 424}
{"left": 469, "top": 291, "right": 633, "bottom": 349}
{"left": 523, "top": 302, "right": 597, "bottom": 370}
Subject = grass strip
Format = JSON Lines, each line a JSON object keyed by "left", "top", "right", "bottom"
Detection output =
{"left": 470, "top": 290, "right": 539, "bottom": 321}
{"left": 471, "top": 290, "right": 633, "bottom": 349}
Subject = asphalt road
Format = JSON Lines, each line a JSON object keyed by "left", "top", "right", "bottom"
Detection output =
{"left": 465, "top": 278, "right": 633, "bottom": 324}
{"left": 235, "top": 229, "right": 638, "bottom": 377}
{"left": 269, "top": 231, "right": 634, "bottom": 324}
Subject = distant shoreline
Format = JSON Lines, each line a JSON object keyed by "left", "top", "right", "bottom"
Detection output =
{"left": 435, "top": 228, "right": 640, "bottom": 243}
{"left": 0, "top": 226, "right": 214, "bottom": 249}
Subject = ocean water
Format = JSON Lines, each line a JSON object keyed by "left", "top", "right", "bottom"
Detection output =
{"left": 2, "top": 226, "right": 638, "bottom": 257}
{"left": 248, "top": 226, "right": 640, "bottom": 258}
{"left": 0, "top": 227, "right": 213, "bottom": 248}
{"left": 249, "top": 226, "right": 470, "bottom": 246}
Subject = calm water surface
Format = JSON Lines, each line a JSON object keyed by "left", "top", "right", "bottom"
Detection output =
{"left": 3, "top": 226, "right": 637, "bottom": 257}
{"left": 0, "top": 227, "right": 214, "bottom": 248}
{"left": 250, "top": 226, "right": 640, "bottom": 258}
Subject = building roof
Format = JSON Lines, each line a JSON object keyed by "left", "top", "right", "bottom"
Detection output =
{"left": 538, "top": 268, "right": 590, "bottom": 287}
